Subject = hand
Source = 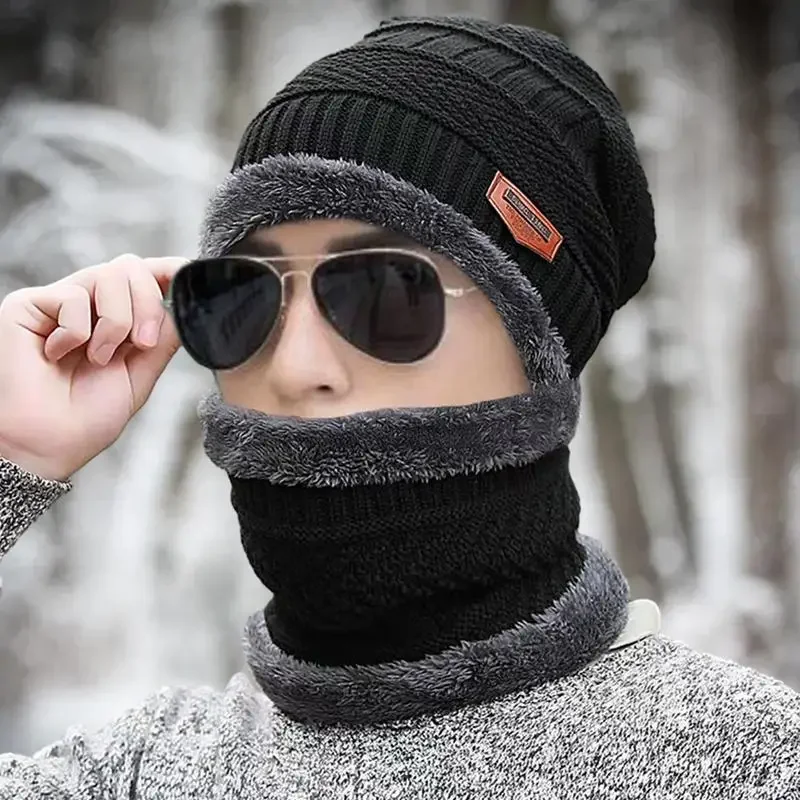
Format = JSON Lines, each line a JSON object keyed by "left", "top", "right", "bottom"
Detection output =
{"left": 0, "top": 255, "right": 187, "bottom": 481}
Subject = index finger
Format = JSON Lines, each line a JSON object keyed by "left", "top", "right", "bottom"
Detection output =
{"left": 140, "top": 257, "right": 191, "bottom": 292}
{"left": 62, "top": 256, "right": 190, "bottom": 295}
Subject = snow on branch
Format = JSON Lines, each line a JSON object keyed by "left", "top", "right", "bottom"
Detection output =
{"left": 0, "top": 94, "right": 226, "bottom": 290}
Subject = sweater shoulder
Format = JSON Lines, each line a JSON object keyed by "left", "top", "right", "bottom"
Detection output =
{"left": 595, "top": 635, "right": 800, "bottom": 761}
{"left": 57, "top": 673, "right": 271, "bottom": 795}
{"left": 631, "top": 634, "right": 800, "bottom": 711}
{"left": 0, "top": 675, "right": 267, "bottom": 800}
{"left": 473, "top": 635, "right": 800, "bottom": 795}
{"left": 112, "top": 671, "right": 274, "bottom": 741}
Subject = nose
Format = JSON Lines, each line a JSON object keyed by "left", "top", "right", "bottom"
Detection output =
{"left": 264, "top": 276, "right": 351, "bottom": 406}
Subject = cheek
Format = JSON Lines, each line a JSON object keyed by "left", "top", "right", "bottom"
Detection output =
{"left": 406, "top": 299, "right": 530, "bottom": 405}
{"left": 216, "top": 371, "right": 245, "bottom": 405}
{"left": 216, "top": 364, "right": 268, "bottom": 409}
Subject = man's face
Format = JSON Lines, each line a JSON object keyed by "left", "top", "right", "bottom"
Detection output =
{"left": 217, "top": 218, "right": 529, "bottom": 418}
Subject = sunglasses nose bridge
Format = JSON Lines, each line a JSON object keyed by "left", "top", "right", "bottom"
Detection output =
{"left": 277, "top": 269, "right": 314, "bottom": 305}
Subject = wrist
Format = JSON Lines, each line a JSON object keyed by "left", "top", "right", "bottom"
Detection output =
{"left": 0, "top": 441, "right": 72, "bottom": 483}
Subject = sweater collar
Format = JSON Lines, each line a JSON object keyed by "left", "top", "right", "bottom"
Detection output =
{"left": 244, "top": 534, "right": 628, "bottom": 726}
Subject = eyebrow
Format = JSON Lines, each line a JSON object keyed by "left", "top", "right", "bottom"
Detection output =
{"left": 226, "top": 238, "right": 282, "bottom": 257}
{"left": 325, "top": 229, "right": 422, "bottom": 253}
{"left": 225, "top": 228, "right": 423, "bottom": 257}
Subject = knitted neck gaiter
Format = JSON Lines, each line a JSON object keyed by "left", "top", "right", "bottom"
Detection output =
{"left": 230, "top": 446, "right": 582, "bottom": 666}
{"left": 201, "top": 386, "right": 630, "bottom": 725}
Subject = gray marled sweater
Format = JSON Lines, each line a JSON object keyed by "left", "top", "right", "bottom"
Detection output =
{"left": 1, "top": 457, "right": 799, "bottom": 799}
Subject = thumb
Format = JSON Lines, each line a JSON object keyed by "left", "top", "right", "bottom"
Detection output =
{"left": 126, "top": 314, "right": 181, "bottom": 412}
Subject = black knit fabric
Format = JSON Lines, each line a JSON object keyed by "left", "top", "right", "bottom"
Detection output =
{"left": 230, "top": 447, "right": 583, "bottom": 666}
{"left": 231, "top": 16, "right": 656, "bottom": 374}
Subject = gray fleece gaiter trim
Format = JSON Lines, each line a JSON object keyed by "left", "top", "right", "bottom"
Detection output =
{"left": 198, "top": 154, "right": 581, "bottom": 485}
{"left": 199, "top": 386, "right": 578, "bottom": 487}
{"left": 244, "top": 534, "right": 629, "bottom": 726}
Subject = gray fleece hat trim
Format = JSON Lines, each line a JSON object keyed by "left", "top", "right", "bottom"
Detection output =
{"left": 198, "top": 154, "right": 581, "bottom": 485}
{"left": 200, "top": 153, "right": 571, "bottom": 389}
{"left": 244, "top": 534, "right": 629, "bottom": 726}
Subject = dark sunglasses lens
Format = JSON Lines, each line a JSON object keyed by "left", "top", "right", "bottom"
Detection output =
{"left": 170, "top": 258, "right": 281, "bottom": 370}
{"left": 312, "top": 252, "right": 445, "bottom": 364}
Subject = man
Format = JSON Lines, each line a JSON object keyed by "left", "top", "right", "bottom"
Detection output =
{"left": 0, "top": 15, "right": 798, "bottom": 799}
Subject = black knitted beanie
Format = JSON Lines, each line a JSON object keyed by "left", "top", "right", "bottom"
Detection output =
{"left": 195, "top": 17, "right": 643, "bottom": 687}
{"left": 201, "top": 15, "right": 656, "bottom": 378}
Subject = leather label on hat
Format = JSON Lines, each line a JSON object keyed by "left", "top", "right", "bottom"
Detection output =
{"left": 486, "top": 171, "right": 563, "bottom": 263}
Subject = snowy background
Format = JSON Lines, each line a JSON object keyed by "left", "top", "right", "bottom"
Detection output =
{"left": 0, "top": 0, "right": 798, "bottom": 753}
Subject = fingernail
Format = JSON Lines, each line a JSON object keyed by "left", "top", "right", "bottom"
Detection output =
{"left": 138, "top": 321, "right": 160, "bottom": 348}
{"left": 93, "top": 343, "right": 114, "bottom": 365}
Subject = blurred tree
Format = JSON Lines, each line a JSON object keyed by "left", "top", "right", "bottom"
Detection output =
{"left": 503, "top": 0, "right": 563, "bottom": 36}
{"left": 725, "top": 0, "right": 798, "bottom": 679}
{"left": 586, "top": 352, "right": 664, "bottom": 601}
{"left": 0, "top": 0, "right": 113, "bottom": 102}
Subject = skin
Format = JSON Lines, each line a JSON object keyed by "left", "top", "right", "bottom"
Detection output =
{"left": 0, "top": 220, "right": 528, "bottom": 481}
{"left": 217, "top": 219, "right": 529, "bottom": 418}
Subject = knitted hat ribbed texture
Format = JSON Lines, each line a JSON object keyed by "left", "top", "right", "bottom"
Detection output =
{"left": 232, "top": 16, "right": 656, "bottom": 374}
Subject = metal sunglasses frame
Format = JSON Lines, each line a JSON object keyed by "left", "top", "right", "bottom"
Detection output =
{"left": 162, "top": 247, "right": 480, "bottom": 369}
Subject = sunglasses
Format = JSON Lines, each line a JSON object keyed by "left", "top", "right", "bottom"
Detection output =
{"left": 164, "top": 248, "right": 478, "bottom": 370}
